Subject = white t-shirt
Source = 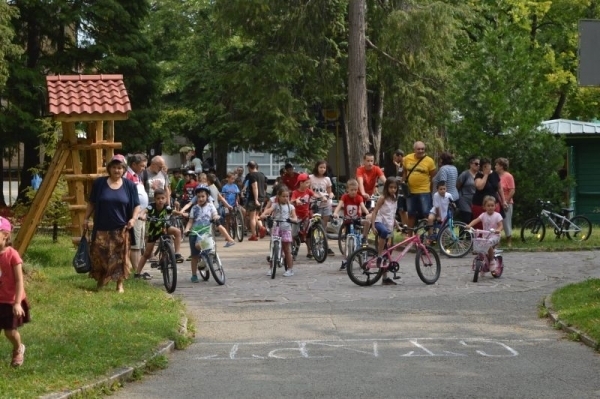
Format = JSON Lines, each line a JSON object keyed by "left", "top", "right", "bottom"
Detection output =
{"left": 190, "top": 202, "right": 218, "bottom": 229}
{"left": 430, "top": 192, "right": 454, "bottom": 220}
{"left": 191, "top": 157, "right": 203, "bottom": 173}
{"left": 272, "top": 202, "right": 295, "bottom": 231}
{"left": 208, "top": 184, "right": 220, "bottom": 205}
{"left": 479, "top": 211, "right": 503, "bottom": 231}
{"left": 309, "top": 174, "right": 332, "bottom": 208}
{"left": 374, "top": 197, "right": 397, "bottom": 231}
{"left": 145, "top": 169, "right": 169, "bottom": 203}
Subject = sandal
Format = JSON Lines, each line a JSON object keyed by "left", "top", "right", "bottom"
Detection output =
{"left": 306, "top": 253, "right": 313, "bottom": 259}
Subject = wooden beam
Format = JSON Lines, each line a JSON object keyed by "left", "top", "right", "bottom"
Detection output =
{"left": 63, "top": 174, "right": 105, "bottom": 181}
{"left": 52, "top": 113, "right": 129, "bottom": 122}
{"left": 13, "top": 142, "right": 71, "bottom": 254}
{"left": 73, "top": 142, "right": 122, "bottom": 150}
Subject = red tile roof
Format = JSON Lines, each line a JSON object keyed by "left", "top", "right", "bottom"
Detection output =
{"left": 46, "top": 74, "right": 132, "bottom": 118}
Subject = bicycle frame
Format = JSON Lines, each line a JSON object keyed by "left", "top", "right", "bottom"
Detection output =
{"left": 364, "top": 234, "right": 430, "bottom": 275}
{"left": 539, "top": 209, "right": 573, "bottom": 232}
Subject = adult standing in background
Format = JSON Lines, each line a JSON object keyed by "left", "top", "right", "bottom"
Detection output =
{"left": 245, "top": 161, "right": 267, "bottom": 241}
{"left": 190, "top": 152, "right": 203, "bottom": 173}
{"left": 403, "top": 141, "right": 436, "bottom": 228}
{"left": 471, "top": 158, "right": 506, "bottom": 229}
{"left": 385, "top": 149, "right": 408, "bottom": 226}
{"left": 456, "top": 156, "right": 480, "bottom": 224}
{"left": 125, "top": 154, "right": 149, "bottom": 275}
{"left": 282, "top": 163, "right": 299, "bottom": 191}
{"left": 495, "top": 157, "right": 515, "bottom": 247}
{"left": 143, "top": 156, "right": 170, "bottom": 205}
{"left": 432, "top": 152, "right": 459, "bottom": 205}
{"left": 84, "top": 154, "right": 141, "bottom": 293}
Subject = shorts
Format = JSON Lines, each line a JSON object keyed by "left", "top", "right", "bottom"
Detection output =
{"left": 245, "top": 201, "right": 261, "bottom": 212}
{"left": 189, "top": 234, "right": 201, "bottom": 257}
{"left": 407, "top": 193, "right": 432, "bottom": 219}
{"left": 317, "top": 206, "right": 332, "bottom": 217}
{"left": 130, "top": 219, "right": 145, "bottom": 250}
{"left": 397, "top": 196, "right": 407, "bottom": 212}
{"left": 0, "top": 299, "right": 31, "bottom": 330}
{"left": 272, "top": 226, "right": 292, "bottom": 243}
{"left": 374, "top": 222, "right": 392, "bottom": 240}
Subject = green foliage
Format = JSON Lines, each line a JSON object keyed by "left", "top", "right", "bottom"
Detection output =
{"left": 551, "top": 278, "right": 600, "bottom": 345}
{"left": 0, "top": 2, "right": 21, "bottom": 90}
{"left": 13, "top": 178, "right": 71, "bottom": 231}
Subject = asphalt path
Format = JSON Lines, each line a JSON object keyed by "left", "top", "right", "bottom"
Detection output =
{"left": 113, "top": 236, "right": 600, "bottom": 399}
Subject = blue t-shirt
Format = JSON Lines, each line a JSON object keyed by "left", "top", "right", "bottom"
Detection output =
{"left": 221, "top": 183, "right": 240, "bottom": 207}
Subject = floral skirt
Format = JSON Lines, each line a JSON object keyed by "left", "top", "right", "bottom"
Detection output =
{"left": 90, "top": 229, "right": 130, "bottom": 285}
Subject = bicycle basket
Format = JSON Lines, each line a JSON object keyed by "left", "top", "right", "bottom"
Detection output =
{"left": 472, "top": 237, "right": 494, "bottom": 253}
{"left": 195, "top": 233, "right": 215, "bottom": 252}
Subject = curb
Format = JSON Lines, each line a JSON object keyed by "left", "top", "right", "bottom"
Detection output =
{"left": 40, "top": 315, "right": 189, "bottom": 399}
{"left": 543, "top": 296, "right": 598, "bottom": 351}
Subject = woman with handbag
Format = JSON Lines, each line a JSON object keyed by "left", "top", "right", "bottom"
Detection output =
{"left": 83, "top": 154, "right": 141, "bottom": 293}
{"left": 470, "top": 158, "right": 506, "bottom": 230}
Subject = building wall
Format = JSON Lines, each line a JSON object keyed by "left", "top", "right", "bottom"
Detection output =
{"left": 572, "top": 140, "right": 600, "bottom": 224}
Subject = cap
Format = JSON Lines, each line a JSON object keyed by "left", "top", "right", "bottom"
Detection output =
{"left": 107, "top": 154, "right": 127, "bottom": 166}
{"left": 0, "top": 216, "right": 12, "bottom": 232}
{"left": 296, "top": 173, "right": 309, "bottom": 183}
{"left": 285, "top": 163, "right": 294, "bottom": 169}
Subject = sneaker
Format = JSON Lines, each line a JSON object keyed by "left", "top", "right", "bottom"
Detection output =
{"left": 327, "top": 248, "right": 335, "bottom": 256}
{"left": 361, "top": 237, "right": 368, "bottom": 247}
{"left": 190, "top": 275, "right": 200, "bottom": 283}
{"left": 259, "top": 226, "right": 267, "bottom": 239}
{"left": 150, "top": 261, "right": 159, "bottom": 268}
{"left": 306, "top": 253, "right": 313, "bottom": 259}
{"left": 11, "top": 344, "right": 25, "bottom": 367}
{"left": 283, "top": 269, "right": 294, "bottom": 277}
{"left": 382, "top": 277, "right": 397, "bottom": 286}
{"left": 224, "top": 241, "right": 235, "bottom": 248}
{"left": 175, "top": 253, "right": 184, "bottom": 263}
{"left": 249, "top": 235, "right": 258, "bottom": 241}
{"left": 267, "top": 269, "right": 273, "bottom": 276}
{"left": 266, "top": 256, "right": 272, "bottom": 262}
{"left": 339, "top": 261, "right": 347, "bottom": 271}
{"left": 186, "top": 255, "right": 193, "bottom": 262}
{"left": 134, "top": 272, "right": 152, "bottom": 280}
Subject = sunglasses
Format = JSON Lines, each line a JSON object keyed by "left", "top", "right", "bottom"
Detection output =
{"left": 472, "top": 162, "right": 480, "bottom": 166}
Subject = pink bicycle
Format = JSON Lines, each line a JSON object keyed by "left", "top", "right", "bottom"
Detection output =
{"left": 468, "top": 228, "right": 504, "bottom": 283}
{"left": 346, "top": 225, "right": 441, "bottom": 286}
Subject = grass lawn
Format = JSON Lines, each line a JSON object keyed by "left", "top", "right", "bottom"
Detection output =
{"left": 550, "top": 278, "right": 600, "bottom": 347}
{"left": 0, "top": 235, "right": 189, "bottom": 398}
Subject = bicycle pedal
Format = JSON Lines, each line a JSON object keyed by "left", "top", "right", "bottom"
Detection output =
{"left": 150, "top": 262, "right": 159, "bottom": 268}
{"left": 393, "top": 276, "right": 401, "bottom": 280}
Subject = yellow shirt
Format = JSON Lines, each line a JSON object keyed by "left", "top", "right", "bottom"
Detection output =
{"left": 403, "top": 154, "right": 435, "bottom": 194}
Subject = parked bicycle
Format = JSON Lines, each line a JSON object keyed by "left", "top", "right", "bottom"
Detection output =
{"left": 417, "top": 204, "right": 472, "bottom": 258}
{"left": 185, "top": 222, "right": 226, "bottom": 285}
{"left": 468, "top": 228, "right": 504, "bottom": 283}
{"left": 146, "top": 215, "right": 179, "bottom": 293}
{"left": 346, "top": 225, "right": 441, "bottom": 286}
{"left": 520, "top": 199, "right": 592, "bottom": 242}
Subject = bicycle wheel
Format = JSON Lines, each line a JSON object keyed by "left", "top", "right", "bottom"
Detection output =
{"left": 520, "top": 218, "right": 545, "bottom": 242}
{"left": 346, "top": 247, "right": 383, "bottom": 286}
{"left": 271, "top": 241, "right": 280, "bottom": 279}
{"left": 473, "top": 257, "right": 482, "bottom": 283}
{"left": 235, "top": 208, "right": 244, "bottom": 242}
{"left": 161, "top": 241, "right": 177, "bottom": 293}
{"left": 345, "top": 235, "right": 356, "bottom": 260}
{"left": 208, "top": 252, "right": 226, "bottom": 285}
{"left": 337, "top": 223, "right": 348, "bottom": 255}
{"left": 565, "top": 215, "right": 592, "bottom": 241}
{"left": 310, "top": 223, "right": 329, "bottom": 263}
{"left": 199, "top": 257, "right": 210, "bottom": 281}
{"left": 415, "top": 244, "right": 441, "bottom": 285}
{"left": 438, "top": 221, "right": 472, "bottom": 258}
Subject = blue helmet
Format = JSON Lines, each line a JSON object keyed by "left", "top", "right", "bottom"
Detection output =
{"left": 195, "top": 184, "right": 211, "bottom": 195}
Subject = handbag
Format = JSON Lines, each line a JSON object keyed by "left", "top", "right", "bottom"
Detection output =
{"left": 73, "top": 229, "right": 92, "bottom": 274}
{"left": 401, "top": 156, "right": 425, "bottom": 198}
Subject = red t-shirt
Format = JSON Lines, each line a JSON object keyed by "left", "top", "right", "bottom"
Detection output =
{"left": 0, "top": 247, "right": 26, "bottom": 304}
{"left": 282, "top": 172, "right": 299, "bottom": 191}
{"left": 183, "top": 181, "right": 197, "bottom": 201}
{"left": 341, "top": 193, "right": 364, "bottom": 218}
{"left": 292, "top": 188, "right": 315, "bottom": 219}
{"left": 356, "top": 165, "right": 385, "bottom": 195}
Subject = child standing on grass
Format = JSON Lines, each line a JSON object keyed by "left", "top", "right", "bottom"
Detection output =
{"left": 467, "top": 195, "right": 503, "bottom": 271}
{"left": 260, "top": 187, "right": 298, "bottom": 276}
{"left": 0, "top": 217, "right": 29, "bottom": 367}
{"left": 370, "top": 178, "right": 399, "bottom": 286}
{"left": 332, "top": 179, "right": 371, "bottom": 270}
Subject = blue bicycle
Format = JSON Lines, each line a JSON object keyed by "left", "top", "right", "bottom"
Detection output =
{"left": 418, "top": 204, "right": 472, "bottom": 258}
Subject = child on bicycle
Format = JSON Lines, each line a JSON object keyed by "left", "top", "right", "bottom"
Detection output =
{"left": 184, "top": 186, "right": 235, "bottom": 283}
{"left": 260, "top": 186, "right": 298, "bottom": 276}
{"left": 332, "top": 179, "right": 371, "bottom": 270}
{"left": 370, "top": 177, "right": 399, "bottom": 286}
{"left": 426, "top": 180, "right": 454, "bottom": 243}
{"left": 467, "top": 195, "right": 503, "bottom": 271}
{"left": 221, "top": 172, "right": 241, "bottom": 233}
{"left": 292, "top": 173, "right": 324, "bottom": 259}
{"left": 135, "top": 189, "right": 184, "bottom": 280}
{"left": 309, "top": 160, "right": 335, "bottom": 256}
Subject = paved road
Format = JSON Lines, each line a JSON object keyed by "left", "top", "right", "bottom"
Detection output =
{"left": 113, "top": 237, "right": 600, "bottom": 399}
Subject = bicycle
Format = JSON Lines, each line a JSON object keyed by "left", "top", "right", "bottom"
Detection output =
{"left": 520, "top": 199, "right": 592, "bottom": 242}
{"left": 417, "top": 204, "right": 472, "bottom": 258}
{"left": 265, "top": 217, "right": 298, "bottom": 279}
{"left": 146, "top": 215, "right": 179, "bottom": 293}
{"left": 336, "top": 216, "right": 367, "bottom": 258}
{"left": 224, "top": 204, "right": 245, "bottom": 242}
{"left": 185, "top": 222, "right": 226, "bottom": 285}
{"left": 291, "top": 199, "right": 329, "bottom": 263}
{"left": 468, "top": 228, "right": 504, "bottom": 283}
{"left": 346, "top": 225, "right": 441, "bottom": 286}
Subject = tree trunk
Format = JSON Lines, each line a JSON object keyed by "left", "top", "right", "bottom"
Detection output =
{"left": 369, "top": 85, "right": 384, "bottom": 165}
{"left": 347, "top": 0, "right": 370, "bottom": 178}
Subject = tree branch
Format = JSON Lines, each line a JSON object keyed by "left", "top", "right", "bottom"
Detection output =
{"left": 365, "top": 37, "right": 407, "bottom": 67}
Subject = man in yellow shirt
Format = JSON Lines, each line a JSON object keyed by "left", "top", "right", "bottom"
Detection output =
{"left": 403, "top": 141, "right": 436, "bottom": 228}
